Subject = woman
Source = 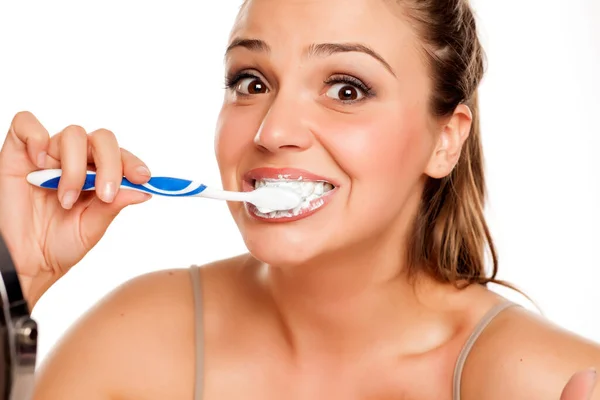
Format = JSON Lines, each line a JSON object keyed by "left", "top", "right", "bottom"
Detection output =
{"left": 0, "top": 0, "right": 598, "bottom": 398}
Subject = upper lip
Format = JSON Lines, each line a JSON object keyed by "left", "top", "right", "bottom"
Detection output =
{"left": 243, "top": 167, "right": 338, "bottom": 186}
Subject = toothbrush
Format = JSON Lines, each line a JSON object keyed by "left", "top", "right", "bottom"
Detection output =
{"left": 26, "top": 169, "right": 302, "bottom": 212}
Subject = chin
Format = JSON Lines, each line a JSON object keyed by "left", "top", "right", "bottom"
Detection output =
{"left": 230, "top": 203, "right": 337, "bottom": 268}
{"left": 240, "top": 222, "right": 326, "bottom": 268}
{"left": 227, "top": 188, "right": 399, "bottom": 269}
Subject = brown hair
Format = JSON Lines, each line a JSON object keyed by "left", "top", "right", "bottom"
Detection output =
{"left": 400, "top": 0, "right": 511, "bottom": 289}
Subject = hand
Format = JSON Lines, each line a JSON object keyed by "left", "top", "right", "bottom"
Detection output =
{"left": 0, "top": 111, "right": 153, "bottom": 309}
{"left": 561, "top": 369, "right": 597, "bottom": 400}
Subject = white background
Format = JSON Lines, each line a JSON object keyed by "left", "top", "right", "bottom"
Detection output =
{"left": 0, "top": 1, "right": 598, "bottom": 365}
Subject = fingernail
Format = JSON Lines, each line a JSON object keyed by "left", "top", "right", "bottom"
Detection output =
{"left": 36, "top": 152, "right": 46, "bottom": 168}
{"left": 101, "top": 182, "right": 116, "bottom": 202}
{"left": 61, "top": 190, "right": 77, "bottom": 209}
{"left": 136, "top": 166, "right": 151, "bottom": 177}
{"left": 135, "top": 193, "right": 152, "bottom": 204}
{"left": 587, "top": 368, "right": 597, "bottom": 400}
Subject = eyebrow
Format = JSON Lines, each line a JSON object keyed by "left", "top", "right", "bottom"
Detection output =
{"left": 225, "top": 37, "right": 396, "bottom": 77}
{"left": 226, "top": 38, "right": 269, "bottom": 54}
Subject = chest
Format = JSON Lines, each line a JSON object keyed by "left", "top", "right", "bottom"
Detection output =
{"left": 201, "top": 347, "right": 458, "bottom": 400}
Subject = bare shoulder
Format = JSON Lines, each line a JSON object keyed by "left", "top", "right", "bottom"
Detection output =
{"left": 33, "top": 255, "right": 249, "bottom": 400}
{"left": 33, "top": 267, "right": 197, "bottom": 399}
{"left": 461, "top": 305, "right": 600, "bottom": 400}
{"left": 197, "top": 253, "right": 268, "bottom": 343}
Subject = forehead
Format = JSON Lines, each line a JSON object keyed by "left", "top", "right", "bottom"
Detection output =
{"left": 230, "top": 0, "right": 420, "bottom": 68}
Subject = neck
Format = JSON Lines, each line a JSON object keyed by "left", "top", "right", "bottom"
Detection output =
{"left": 260, "top": 230, "right": 451, "bottom": 364}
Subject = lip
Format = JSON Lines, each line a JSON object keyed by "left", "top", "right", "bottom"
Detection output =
{"left": 245, "top": 191, "right": 336, "bottom": 223}
{"left": 241, "top": 167, "right": 339, "bottom": 223}
{"left": 242, "top": 167, "right": 339, "bottom": 191}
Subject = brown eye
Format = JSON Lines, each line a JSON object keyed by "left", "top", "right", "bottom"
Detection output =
{"left": 236, "top": 77, "right": 268, "bottom": 95}
{"left": 326, "top": 83, "right": 364, "bottom": 102}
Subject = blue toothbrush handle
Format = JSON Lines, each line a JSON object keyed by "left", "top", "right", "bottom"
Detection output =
{"left": 27, "top": 169, "right": 207, "bottom": 197}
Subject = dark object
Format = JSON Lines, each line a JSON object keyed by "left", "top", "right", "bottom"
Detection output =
{"left": 0, "top": 233, "right": 37, "bottom": 400}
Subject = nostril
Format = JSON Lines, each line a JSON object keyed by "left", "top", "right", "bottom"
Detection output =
{"left": 255, "top": 143, "right": 302, "bottom": 153}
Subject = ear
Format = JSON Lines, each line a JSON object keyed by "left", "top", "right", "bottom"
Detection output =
{"left": 424, "top": 104, "right": 473, "bottom": 179}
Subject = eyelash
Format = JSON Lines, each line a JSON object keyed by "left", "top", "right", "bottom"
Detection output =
{"left": 224, "top": 72, "right": 257, "bottom": 91}
{"left": 324, "top": 74, "right": 375, "bottom": 102}
{"left": 224, "top": 71, "right": 376, "bottom": 103}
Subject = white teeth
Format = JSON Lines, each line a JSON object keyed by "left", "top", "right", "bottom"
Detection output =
{"left": 252, "top": 179, "right": 332, "bottom": 196}
{"left": 314, "top": 182, "right": 324, "bottom": 196}
{"left": 301, "top": 182, "right": 314, "bottom": 197}
{"left": 251, "top": 178, "right": 334, "bottom": 218}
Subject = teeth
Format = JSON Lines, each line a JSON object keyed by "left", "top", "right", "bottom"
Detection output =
{"left": 301, "top": 182, "right": 315, "bottom": 197}
{"left": 254, "top": 197, "right": 326, "bottom": 219}
{"left": 252, "top": 178, "right": 333, "bottom": 196}
{"left": 314, "top": 182, "right": 324, "bottom": 196}
{"left": 251, "top": 178, "right": 334, "bottom": 218}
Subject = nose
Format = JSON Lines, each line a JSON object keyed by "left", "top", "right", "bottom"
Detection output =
{"left": 253, "top": 94, "right": 313, "bottom": 153}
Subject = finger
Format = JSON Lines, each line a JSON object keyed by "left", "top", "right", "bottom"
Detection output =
{"left": 6, "top": 111, "right": 50, "bottom": 168}
{"left": 45, "top": 133, "right": 64, "bottom": 169}
{"left": 57, "top": 125, "right": 89, "bottom": 209}
{"left": 120, "top": 148, "right": 151, "bottom": 184}
{"left": 78, "top": 189, "right": 152, "bottom": 249}
{"left": 560, "top": 369, "right": 597, "bottom": 400}
{"left": 88, "top": 128, "right": 122, "bottom": 203}
{"left": 49, "top": 133, "right": 91, "bottom": 166}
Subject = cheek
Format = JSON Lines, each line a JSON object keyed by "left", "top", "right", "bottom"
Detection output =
{"left": 214, "top": 106, "right": 256, "bottom": 188}
{"left": 322, "top": 105, "right": 434, "bottom": 186}
{"left": 313, "top": 105, "right": 434, "bottom": 237}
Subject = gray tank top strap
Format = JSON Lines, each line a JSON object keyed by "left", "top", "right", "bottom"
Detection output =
{"left": 189, "top": 265, "right": 204, "bottom": 400}
{"left": 452, "top": 301, "right": 520, "bottom": 400}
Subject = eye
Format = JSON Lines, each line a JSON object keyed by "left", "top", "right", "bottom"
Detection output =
{"left": 226, "top": 72, "right": 269, "bottom": 96}
{"left": 323, "top": 75, "right": 374, "bottom": 104}
{"left": 237, "top": 77, "right": 268, "bottom": 95}
{"left": 325, "top": 83, "right": 365, "bottom": 102}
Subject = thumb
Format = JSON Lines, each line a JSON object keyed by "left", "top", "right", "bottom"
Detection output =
{"left": 561, "top": 369, "right": 597, "bottom": 400}
{"left": 79, "top": 189, "right": 152, "bottom": 246}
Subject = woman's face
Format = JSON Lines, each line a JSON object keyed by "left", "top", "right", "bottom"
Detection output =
{"left": 215, "top": 0, "right": 442, "bottom": 266}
